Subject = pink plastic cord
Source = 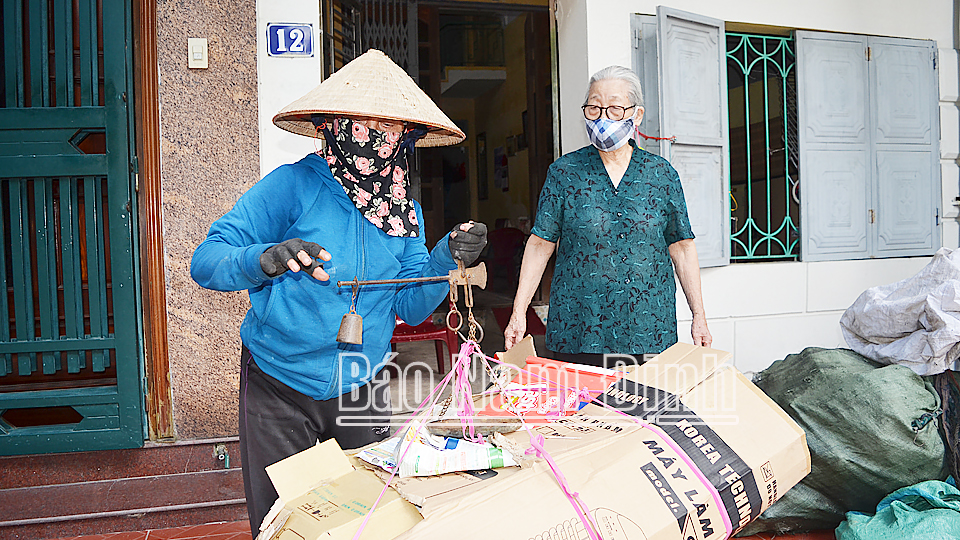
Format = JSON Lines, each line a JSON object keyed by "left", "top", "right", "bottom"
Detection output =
{"left": 472, "top": 350, "right": 603, "bottom": 539}
{"left": 352, "top": 342, "right": 653, "bottom": 540}
{"left": 350, "top": 349, "right": 463, "bottom": 540}
{"left": 484, "top": 352, "right": 734, "bottom": 535}
{"left": 478, "top": 351, "right": 734, "bottom": 536}
{"left": 522, "top": 425, "right": 602, "bottom": 540}
{"left": 453, "top": 340, "right": 483, "bottom": 443}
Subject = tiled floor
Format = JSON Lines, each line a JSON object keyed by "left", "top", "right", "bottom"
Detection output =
{"left": 52, "top": 522, "right": 251, "bottom": 540}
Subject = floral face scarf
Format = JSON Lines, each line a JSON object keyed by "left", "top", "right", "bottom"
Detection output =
{"left": 317, "top": 117, "right": 425, "bottom": 237}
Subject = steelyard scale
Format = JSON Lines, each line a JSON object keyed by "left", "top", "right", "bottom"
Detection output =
{"left": 335, "top": 261, "right": 487, "bottom": 345}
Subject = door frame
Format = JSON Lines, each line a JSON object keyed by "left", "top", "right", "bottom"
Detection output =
{"left": 133, "top": 0, "right": 175, "bottom": 441}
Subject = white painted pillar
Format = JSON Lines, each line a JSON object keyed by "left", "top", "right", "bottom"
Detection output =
{"left": 939, "top": 48, "right": 960, "bottom": 248}
{"left": 256, "top": 0, "right": 323, "bottom": 178}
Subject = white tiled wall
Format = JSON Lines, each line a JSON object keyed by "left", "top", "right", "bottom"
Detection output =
{"left": 940, "top": 49, "right": 960, "bottom": 102}
{"left": 677, "top": 258, "right": 932, "bottom": 372}
{"left": 731, "top": 312, "right": 847, "bottom": 374}
{"left": 806, "top": 258, "right": 932, "bottom": 312}
{"left": 941, "top": 103, "right": 960, "bottom": 160}
{"left": 256, "top": 0, "right": 322, "bottom": 178}
{"left": 694, "top": 263, "right": 806, "bottom": 319}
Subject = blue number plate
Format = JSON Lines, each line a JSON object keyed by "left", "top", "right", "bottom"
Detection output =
{"left": 267, "top": 23, "right": 314, "bottom": 57}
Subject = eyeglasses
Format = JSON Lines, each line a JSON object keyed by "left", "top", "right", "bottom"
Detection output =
{"left": 582, "top": 104, "right": 636, "bottom": 121}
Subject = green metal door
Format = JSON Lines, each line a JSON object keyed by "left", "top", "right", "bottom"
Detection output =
{"left": 0, "top": 0, "right": 143, "bottom": 455}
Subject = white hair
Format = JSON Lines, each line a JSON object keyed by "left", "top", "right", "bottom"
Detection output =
{"left": 584, "top": 65, "right": 644, "bottom": 109}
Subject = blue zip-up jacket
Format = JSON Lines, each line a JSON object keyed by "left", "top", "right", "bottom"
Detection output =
{"left": 191, "top": 153, "right": 456, "bottom": 400}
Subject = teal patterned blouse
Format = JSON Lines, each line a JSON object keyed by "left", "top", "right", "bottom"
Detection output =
{"left": 531, "top": 140, "right": 694, "bottom": 355}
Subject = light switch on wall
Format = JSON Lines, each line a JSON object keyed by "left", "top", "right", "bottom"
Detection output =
{"left": 188, "top": 38, "right": 208, "bottom": 69}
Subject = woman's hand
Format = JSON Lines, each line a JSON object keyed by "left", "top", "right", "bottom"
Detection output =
{"left": 448, "top": 221, "right": 488, "bottom": 266}
{"left": 260, "top": 238, "right": 331, "bottom": 281}
{"left": 504, "top": 233, "right": 556, "bottom": 350}
{"left": 503, "top": 309, "right": 528, "bottom": 350}
{"left": 691, "top": 313, "right": 712, "bottom": 348}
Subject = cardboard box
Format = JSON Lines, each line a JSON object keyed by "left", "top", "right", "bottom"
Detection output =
{"left": 257, "top": 437, "right": 423, "bottom": 540}
{"left": 259, "top": 343, "right": 810, "bottom": 540}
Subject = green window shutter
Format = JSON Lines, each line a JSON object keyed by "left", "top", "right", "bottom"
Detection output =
{"left": 656, "top": 6, "right": 730, "bottom": 268}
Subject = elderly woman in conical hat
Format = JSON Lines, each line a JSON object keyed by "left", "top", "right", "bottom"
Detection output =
{"left": 190, "top": 50, "right": 486, "bottom": 535}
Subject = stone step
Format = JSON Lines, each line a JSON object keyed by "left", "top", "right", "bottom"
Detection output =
{"left": 0, "top": 438, "right": 248, "bottom": 540}
{"left": 0, "top": 438, "right": 241, "bottom": 490}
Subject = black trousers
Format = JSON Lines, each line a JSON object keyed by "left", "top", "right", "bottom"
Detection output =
{"left": 238, "top": 346, "right": 391, "bottom": 536}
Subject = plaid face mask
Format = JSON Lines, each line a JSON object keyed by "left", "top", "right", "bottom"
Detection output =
{"left": 584, "top": 117, "right": 634, "bottom": 152}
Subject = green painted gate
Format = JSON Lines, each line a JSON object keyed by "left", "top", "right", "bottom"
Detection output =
{"left": 0, "top": 0, "right": 143, "bottom": 455}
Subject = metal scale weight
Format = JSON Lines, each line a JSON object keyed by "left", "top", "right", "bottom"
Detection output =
{"left": 335, "top": 261, "right": 488, "bottom": 345}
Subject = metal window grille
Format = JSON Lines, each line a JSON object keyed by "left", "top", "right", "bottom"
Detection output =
{"left": 321, "top": 0, "right": 363, "bottom": 79}
{"left": 361, "top": 0, "right": 418, "bottom": 79}
{"left": 726, "top": 33, "right": 800, "bottom": 261}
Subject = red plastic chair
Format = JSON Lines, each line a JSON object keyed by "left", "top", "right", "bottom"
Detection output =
{"left": 390, "top": 304, "right": 459, "bottom": 374}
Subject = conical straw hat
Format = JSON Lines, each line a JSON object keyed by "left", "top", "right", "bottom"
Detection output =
{"left": 273, "top": 49, "right": 465, "bottom": 147}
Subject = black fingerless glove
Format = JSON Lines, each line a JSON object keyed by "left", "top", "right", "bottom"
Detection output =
{"left": 260, "top": 238, "right": 324, "bottom": 278}
{"left": 448, "top": 222, "right": 488, "bottom": 266}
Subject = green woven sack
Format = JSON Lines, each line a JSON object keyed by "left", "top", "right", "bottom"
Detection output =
{"left": 737, "top": 347, "right": 947, "bottom": 536}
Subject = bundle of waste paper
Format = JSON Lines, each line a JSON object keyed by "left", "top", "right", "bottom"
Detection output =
{"left": 256, "top": 340, "right": 811, "bottom": 540}
{"left": 354, "top": 419, "right": 520, "bottom": 478}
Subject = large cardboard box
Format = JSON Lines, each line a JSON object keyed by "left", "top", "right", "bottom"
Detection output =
{"left": 259, "top": 343, "right": 810, "bottom": 540}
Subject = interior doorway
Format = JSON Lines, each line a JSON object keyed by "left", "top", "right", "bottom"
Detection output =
{"left": 320, "top": 0, "right": 556, "bottom": 304}
{"left": 416, "top": 3, "right": 555, "bottom": 301}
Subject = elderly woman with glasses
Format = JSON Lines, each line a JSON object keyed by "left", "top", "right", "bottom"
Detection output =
{"left": 503, "top": 65, "right": 711, "bottom": 365}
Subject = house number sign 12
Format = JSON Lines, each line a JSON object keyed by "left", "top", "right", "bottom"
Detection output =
{"left": 267, "top": 23, "right": 314, "bottom": 57}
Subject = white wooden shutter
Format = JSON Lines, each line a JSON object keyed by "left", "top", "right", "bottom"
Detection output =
{"left": 870, "top": 36, "right": 940, "bottom": 256}
{"left": 798, "top": 32, "right": 940, "bottom": 261}
{"left": 631, "top": 14, "right": 661, "bottom": 157}
{"left": 656, "top": 6, "right": 730, "bottom": 268}
{"left": 797, "top": 31, "right": 871, "bottom": 261}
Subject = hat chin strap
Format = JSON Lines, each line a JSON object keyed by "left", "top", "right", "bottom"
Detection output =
{"left": 400, "top": 126, "right": 429, "bottom": 154}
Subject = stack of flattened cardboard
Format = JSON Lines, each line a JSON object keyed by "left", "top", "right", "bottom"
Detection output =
{"left": 258, "top": 343, "right": 811, "bottom": 540}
